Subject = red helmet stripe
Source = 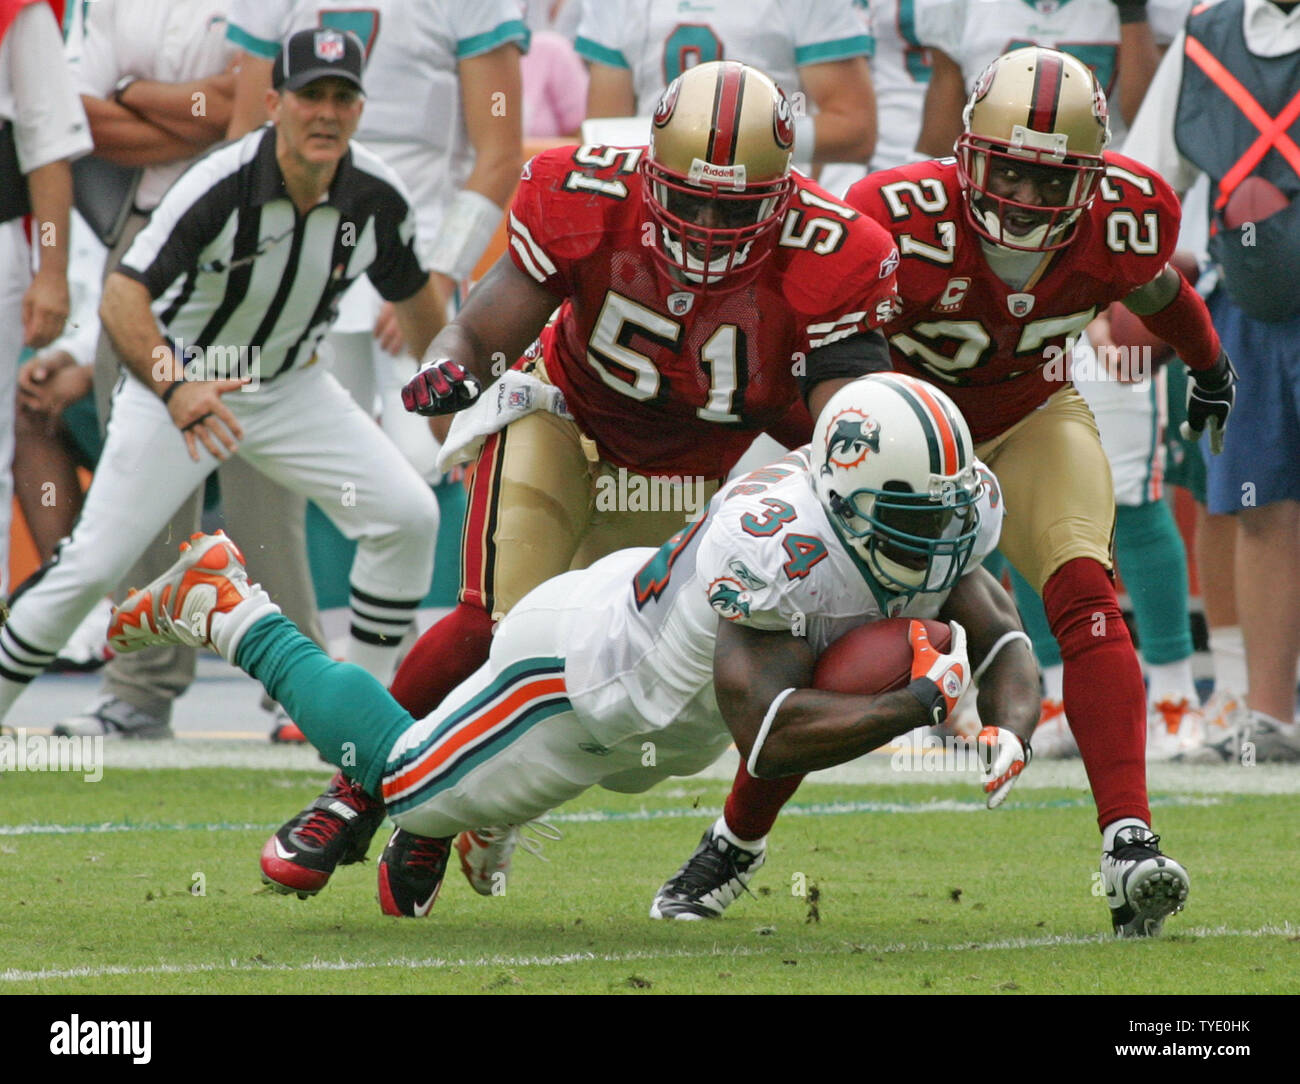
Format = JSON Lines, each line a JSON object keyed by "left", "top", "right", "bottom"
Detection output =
{"left": 1028, "top": 51, "right": 1064, "bottom": 133}
{"left": 706, "top": 62, "right": 746, "bottom": 166}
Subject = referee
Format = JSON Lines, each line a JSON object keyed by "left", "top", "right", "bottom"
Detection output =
{"left": 0, "top": 28, "right": 446, "bottom": 721}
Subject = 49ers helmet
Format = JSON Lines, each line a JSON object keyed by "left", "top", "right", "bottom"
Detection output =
{"left": 811, "top": 374, "right": 982, "bottom": 597}
{"left": 957, "top": 46, "right": 1110, "bottom": 252}
{"left": 643, "top": 60, "right": 796, "bottom": 288}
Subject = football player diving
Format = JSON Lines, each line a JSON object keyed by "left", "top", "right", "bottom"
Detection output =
{"left": 259, "top": 60, "right": 910, "bottom": 911}
{"left": 672, "top": 47, "right": 1230, "bottom": 937}
{"left": 105, "top": 375, "right": 1041, "bottom": 918}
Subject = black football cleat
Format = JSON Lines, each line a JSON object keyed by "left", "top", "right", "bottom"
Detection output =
{"left": 377, "top": 828, "right": 454, "bottom": 917}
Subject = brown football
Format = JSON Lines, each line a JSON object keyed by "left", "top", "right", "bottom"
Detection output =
{"left": 1222, "top": 175, "right": 1289, "bottom": 230}
{"left": 1106, "top": 250, "right": 1202, "bottom": 369}
{"left": 812, "top": 617, "right": 952, "bottom": 696}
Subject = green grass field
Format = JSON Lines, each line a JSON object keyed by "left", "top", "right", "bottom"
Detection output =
{"left": 2, "top": 754, "right": 1298, "bottom": 995}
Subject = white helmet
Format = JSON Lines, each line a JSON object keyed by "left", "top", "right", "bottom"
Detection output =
{"left": 811, "top": 374, "right": 981, "bottom": 596}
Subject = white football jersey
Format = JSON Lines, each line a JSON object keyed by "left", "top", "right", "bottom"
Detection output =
{"left": 574, "top": 0, "right": 873, "bottom": 114}
{"left": 914, "top": 0, "right": 1191, "bottom": 141}
{"left": 866, "top": 0, "right": 931, "bottom": 171}
{"left": 225, "top": 0, "right": 528, "bottom": 252}
{"left": 561, "top": 448, "right": 1003, "bottom": 747}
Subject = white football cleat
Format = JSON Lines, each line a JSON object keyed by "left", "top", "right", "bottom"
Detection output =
{"left": 1100, "top": 825, "right": 1189, "bottom": 937}
{"left": 1146, "top": 697, "right": 1205, "bottom": 761}
{"left": 108, "top": 531, "right": 278, "bottom": 659}
{"left": 456, "top": 821, "right": 563, "bottom": 896}
{"left": 1030, "top": 698, "right": 1078, "bottom": 758}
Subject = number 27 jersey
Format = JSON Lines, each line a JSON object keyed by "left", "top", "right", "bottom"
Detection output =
{"left": 844, "top": 154, "right": 1180, "bottom": 442}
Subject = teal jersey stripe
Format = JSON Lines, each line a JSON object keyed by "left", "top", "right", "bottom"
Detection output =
{"left": 794, "top": 34, "right": 875, "bottom": 66}
{"left": 457, "top": 19, "right": 530, "bottom": 60}
{"left": 226, "top": 22, "right": 279, "bottom": 58}
{"left": 386, "top": 656, "right": 566, "bottom": 774}
{"left": 575, "top": 35, "right": 630, "bottom": 68}
{"left": 386, "top": 695, "right": 572, "bottom": 815}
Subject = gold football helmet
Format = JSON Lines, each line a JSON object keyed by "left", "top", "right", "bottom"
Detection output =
{"left": 643, "top": 60, "right": 796, "bottom": 288}
{"left": 957, "top": 47, "right": 1110, "bottom": 252}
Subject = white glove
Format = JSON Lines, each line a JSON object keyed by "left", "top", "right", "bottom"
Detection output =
{"left": 907, "top": 619, "right": 971, "bottom": 726}
{"left": 978, "top": 725, "right": 1031, "bottom": 809}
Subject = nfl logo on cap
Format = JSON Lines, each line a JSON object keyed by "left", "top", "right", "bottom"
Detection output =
{"left": 315, "top": 30, "right": 345, "bottom": 62}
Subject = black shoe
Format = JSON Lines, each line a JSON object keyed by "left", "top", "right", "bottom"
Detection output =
{"left": 649, "top": 825, "right": 766, "bottom": 920}
{"left": 260, "top": 772, "right": 386, "bottom": 898}
{"left": 377, "top": 828, "right": 453, "bottom": 917}
{"left": 1101, "top": 826, "right": 1190, "bottom": 937}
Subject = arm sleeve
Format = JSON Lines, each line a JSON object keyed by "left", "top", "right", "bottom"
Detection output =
{"left": 789, "top": 0, "right": 876, "bottom": 65}
{"left": 10, "top": 3, "right": 92, "bottom": 172}
{"left": 453, "top": 1, "right": 531, "bottom": 60}
{"left": 574, "top": 0, "right": 631, "bottom": 69}
{"left": 368, "top": 193, "right": 430, "bottom": 302}
{"left": 225, "top": 0, "right": 284, "bottom": 59}
{"left": 798, "top": 329, "right": 892, "bottom": 402}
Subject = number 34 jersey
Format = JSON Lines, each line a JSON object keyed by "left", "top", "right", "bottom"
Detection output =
{"left": 559, "top": 449, "right": 1003, "bottom": 749}
{"left": 844, "top": 154, "right": 1180, "bottom": 442}
{"left": 506, "top": 146, "right": 902, "bottom": 480}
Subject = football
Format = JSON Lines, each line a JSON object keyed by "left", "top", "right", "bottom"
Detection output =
{"left": 1105, "top": 250, "right": 1202, "bottom": 369}
{"left": 812, "top": 617, "right": 952, "bottom": 696}
{"left": 1222, "top": 175, "right": 1289, "bottom": 230}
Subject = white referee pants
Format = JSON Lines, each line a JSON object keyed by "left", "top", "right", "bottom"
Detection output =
{"left": 0, "top": 365, "right": 437, "bottom": 723}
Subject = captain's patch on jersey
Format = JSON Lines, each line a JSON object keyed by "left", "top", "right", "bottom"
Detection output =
{"left": 708, "top": 576, "right": 752, "bottom": 620}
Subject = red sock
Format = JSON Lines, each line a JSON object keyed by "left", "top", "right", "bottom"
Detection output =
{"left": 1042, "top": 558, "right": 1150, "bottom": 830}
{"left": 723, "top": 760, "right": 805, "bottom": 843}
{"left": 388, "top": 603, "right": 493, "bottom": 719}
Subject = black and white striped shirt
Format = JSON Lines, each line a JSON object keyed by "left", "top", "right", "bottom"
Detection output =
{"left": 118, "top": 126, "right": 427, "bottom": 382}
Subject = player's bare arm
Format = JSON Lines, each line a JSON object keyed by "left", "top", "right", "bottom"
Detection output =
{"left": 1116, "top": 13, "right": 1160, "bottom": 127}
{"left": 915, "top": 48, "right": 966, "bottom": 158}
{"left": 584, "top": 62, "right": 637, "bottom": 118}
{"left": 100, "top": 273, "right": 246, "bottom": 463}
{"left": 389, "top": 276, "right": 448, "bottom": 362}
{"left": 80, "top": 96, "right": 199, "bottom": 166}
{"left": 713, "top": 620, "right": 934, "bottom": 777}
{"left": 938, "top": 565, "right": 1039, "bottom": 747}
{"left": 226, "top": 53, "right": 273, "bottom": 138}
{"left": 21, "top": 159, "right": 73, "bottom": 349}
{"left": 111, "top": 67, "right": 236, "bottom": 146}
{"left": 797, "top": 56, "right": 877, "bottom": 164}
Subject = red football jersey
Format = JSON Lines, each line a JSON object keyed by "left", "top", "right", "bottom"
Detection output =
{"left": 506, "top": 145, "right": 902, "bottom": 478}
{"left": 845, "top": 153, "right": 1180, "bottom": 442}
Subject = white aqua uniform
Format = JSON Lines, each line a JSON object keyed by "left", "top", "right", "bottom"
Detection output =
{"left": 226, "top": 1, "right": 528, "bottom": 477}
{"left": 381, "top": 449, "right": 1003, "bottom": 837}
{"left": 914, "top": 0, "right": 1192, "bottom": 507}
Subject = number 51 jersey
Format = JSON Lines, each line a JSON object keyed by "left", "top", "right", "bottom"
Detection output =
{"left": 844, "top": 154, "right": 1180, "bottom": 442}
{"left": 507, "top": 146, "right": 902, "bottom": 479}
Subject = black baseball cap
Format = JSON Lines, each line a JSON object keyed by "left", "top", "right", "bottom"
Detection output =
{"left": 272, "top": 28, "right": 365, "bottom": 94}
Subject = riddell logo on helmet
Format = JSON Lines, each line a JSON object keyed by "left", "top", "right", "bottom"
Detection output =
{"left": 688, "top": 159, "right": 746, "bottom": 189}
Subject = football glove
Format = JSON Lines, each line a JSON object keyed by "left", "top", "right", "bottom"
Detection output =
{"left": 1179, "top": 348, "right": 1236, "bottom": 455}
{"left": 402, "top": 357, "right": 481, "bottom": 417}
{"left": 977, "top": 726, "right": 1032, "bottom": 809}
{"left": 906, "top": 620, "right": 970, "bottom": 727}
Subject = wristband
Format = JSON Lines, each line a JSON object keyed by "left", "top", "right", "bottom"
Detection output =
{"left": 160, "top": 381, "right": 181, "bottom": 405}
{"left": 905, "top": 676, "right": 947, "bottom": 725}
{"left": 112, "top": 75, "right": 139, "bottom": 105}
{"left": 793, "top": 114, "right": 816, "bottom": 170}
{"left": 1115, "top": 0, "right": 1148, "bottom": 24}
{"left": 426, "top": 190, "right": 503, "bottom": 282}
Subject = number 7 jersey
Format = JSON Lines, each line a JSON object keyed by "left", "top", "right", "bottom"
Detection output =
{"left": 844, "top": 154, "right": 1180, "bottom": 442}
{"left": 507, "top": 146, "right": 902, "bottom": 479}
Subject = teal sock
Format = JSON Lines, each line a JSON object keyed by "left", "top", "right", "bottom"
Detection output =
{"left": 1006, "top": 559, "right": 1061, "bottom": 668}
{"left": 235, "top": 614, "right": 413, "bottom": 798}
{"left": 1115, "top": 500, "right": 1193, "bottom": 665}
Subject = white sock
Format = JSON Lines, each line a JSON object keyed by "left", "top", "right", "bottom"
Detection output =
{"left": 1042, "top": 664, "right": 1065, "bottom": 702}
{"left": 1208, "top": 626, "right": 1247, "bottom": 698}
{"left": 345, "top": 632, "right": 411, "bottom": 685}
{"left": 1146, "top": 657, "right": 1195, "bottom": 705}
{"left": 1102, "top": 817, "right": 1150, "bottom": 852}
{"left": 209, "top": 588, "right": 281, "bottom": 661}
{"left": 716, "top": 815, "right": 765, "bottom": 853}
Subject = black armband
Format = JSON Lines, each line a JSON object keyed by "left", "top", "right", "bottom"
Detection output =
{"left": 160, "top": 381, "right": 181, "bottom": 405}
{"left": 798, "top": 330, "right": 892, "bottom": 405}
{"left": 905, "top": 677, "right": 947, "bottom": 726}
{"left": 1113, "top": 0, "right": 1148, "bottom": 23}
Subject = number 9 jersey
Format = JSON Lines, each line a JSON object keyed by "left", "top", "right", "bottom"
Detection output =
{"left": 844, "top": 154, "right": 1181, "bottom": 442}
{"left": 506, "top": 146, "right": 902, "bottom": 479}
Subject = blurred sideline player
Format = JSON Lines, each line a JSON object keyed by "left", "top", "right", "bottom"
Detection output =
{"left": 225, "top": 1, "right": 526, "bottom": 479}
{"left": 666, "top": 48, "right": 1231, "bottom": 937}
{"left": 109, "top": 376, "right": 1044, "bottom": 921}
{"left": 576, "top": 0, "right": 877, "bottom": 173}
{"left": 260, "top": 61, "right": 905, "bottom": 905}
{"left": 912, "top": 0, "right": 1204, "bottom": 759}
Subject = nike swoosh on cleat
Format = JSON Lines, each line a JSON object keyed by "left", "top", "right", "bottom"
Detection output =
{"left": 273, "top": 839, "right": 297, "bottom": 862}
{"left": 412, "top": 893, "right": 437, "bottom": 917}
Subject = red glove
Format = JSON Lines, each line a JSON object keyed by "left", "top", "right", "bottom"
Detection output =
{"left": 402, "top": 357, "right": 481, "bottom": 416}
